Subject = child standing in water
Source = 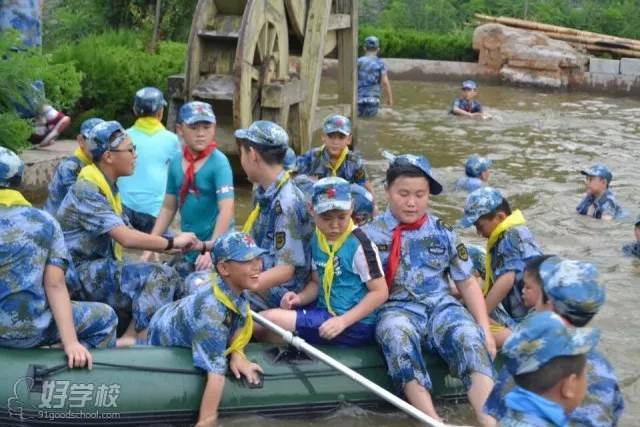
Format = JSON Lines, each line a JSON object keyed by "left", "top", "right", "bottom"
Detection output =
{"left": 357, "top": 36, "right": 393, "bottom": 118}
{"left": 622, "top": 215, "right": 640, "bottom": 257}
{"left": 576, "top": 163, "right": 624, "bottom": 220}
{"left": 451, "top": 80, "right": 485, "bottom": 118}
{"left": 455, "top": 154, "right": 492, "bottom": 193}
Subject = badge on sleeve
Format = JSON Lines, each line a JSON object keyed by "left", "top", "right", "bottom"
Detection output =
{"left": 274, "top": 200, "right": 282, "bottom": 215}
{"left": 354, "top": 168, "right": 366, "bottom": 181}
{"left": 275, "top": 231, "right": 286, "bottom": 250}
{"left": 456, "top": 243, "right": 469, "bottom": 261}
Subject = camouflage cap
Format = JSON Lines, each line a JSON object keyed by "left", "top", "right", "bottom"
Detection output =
{"left": 323, "top": 114, "right": 352, "bottom": 136}
{"left": 312, "top": 177, "right": 352, "bottom": 214}
{"left": 502, "top": 311, "right": 599, "bottom": 376}
{"left": 465, "top": 154, "right": 492, "bottom": 178}
{"left": 580, "top": 163, "right": 612, "bottom": 184}
{"left": 234, "top": 120, "right": 289, "bottom": 149}
{"left": 364, "top": 36, "right": 379, "bottom": 49}
{"left": 178, "top": 101, "right": 216, "bottom": 125}
{"left": 133, "top": 87, "right": 167, "bottom": 116}
{"left": 0, "top": 147, "right": 24, "bottom": 187}
{"left": 539, "top": 256, "right": 605, "bottom": 326}
{"left": 79, "top": 118, "right": 105, "bottom": 139}
{"left": 350, "top": 183, "right": 374, "bottom": 218}
{"left": 462, "top": 80, "right": 477, "bottom": 90}
{"left": 283, "top": 147, "right": 297, "bottom": 171}
{"left": 86, "top": 121, "right": 127, "bottom": 160}
{"left": 467, "top": 244, "right": 486, "bottom": 279}
{"left": 212, "top": 231, "right": 267, "bottom": 264}
{"left": 458, "top": 186, "right": 504, "bottom": 228}
{"left": 383, "top": 151, "right": 443, "bottom": 195}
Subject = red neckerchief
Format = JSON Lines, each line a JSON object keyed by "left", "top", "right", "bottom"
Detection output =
{"left": 179, "top": 142, "right": 217, "bottom": 207}
{"left": 384, "top": 214, "right": 428, "bottom": 289}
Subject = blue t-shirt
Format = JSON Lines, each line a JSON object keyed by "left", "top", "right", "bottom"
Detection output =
{"left": 451, "top": 98, "right": 482, "bottom": 114}
{"left": 118, "top": 124, "right": 180, "bottom": 217}
{"left": 311, "top": 228, "right": 383, "bottom": 325}
{"left": 357, "top": 55, "right": 387, "bottom": 103}
{"left": 166, "top": 149, "right": 234, "bottom": 260}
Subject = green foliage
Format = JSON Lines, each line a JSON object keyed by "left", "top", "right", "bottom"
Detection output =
{"left": 49, "top": 30, "right": 185, "bottom": 127}
{"left": 360, "top": 25, "right": 476, "bottom": 61}
{"left": 0, "top": 31, "right": 82, "bottom": 152}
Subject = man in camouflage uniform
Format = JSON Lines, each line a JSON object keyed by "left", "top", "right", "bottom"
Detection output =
{"left": 459, "top": 186, "right": 542, "bottom": 331}
{"left": 576, "top": 164, "right": 624, "bottom": 220}
{"left": 498, "top": 311, "right": 599, "bottom": 426}
{"left": 44, "top": 118, "right": 103, "bottom": 215}
{"left": 357, "top": 36, "right": 393, "bottom": 117}
{"left": 485, "top": 257, "right": 624, "bottom": 426}
{"left": 235, "top": 120, "right": 313, "bottom": 308}
{"left": 56, "top": 121, "right": 198, "bottom": 346}
{"left": 362, "top": 153, "right": 495, "bottom": 424}
{"left": 148, "top": 232, "right": 264, "bottom": 426}
{"left": 0, "top": 147, "right": 116, "bottom": 363}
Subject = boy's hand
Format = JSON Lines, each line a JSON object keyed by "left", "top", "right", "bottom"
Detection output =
{"left": 64, "top": 341, "right": 93, "bottom": 369}
{"left": 173, "top": 232, "right": 198, "bottom": 250}
{"left": 484, "top": 331, "right": 497, "bottom": 360}
{"left": 195, "top": 252, "right": 213, "bottom": 271}
{"left": 280, "top": 292, "right": 300, "bottom": 309}
{"left": 140, "top": 250, "right": 159, "bottom": 263}
{"left": 319, "top": 316, "right": 347, "bottom": 340}
{"left": 229, "top": 352, "right": 263, "bottom": 385}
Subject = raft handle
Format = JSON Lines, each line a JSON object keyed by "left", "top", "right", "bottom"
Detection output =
{"left": 26, "top": 363, "right": 67, "bottom": 393}
{"left": 265, "top": 346, "right": 313, "bottom": 365}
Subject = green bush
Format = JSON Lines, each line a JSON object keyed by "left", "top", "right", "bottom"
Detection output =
{"left": 0, "top": 31, "right": 82, "bottom": 152}
{"left": 49, "top": 30, "right": 186, "bottom": 128}
{"left": 359, "top": 25, "right": 476, "bottom": 61}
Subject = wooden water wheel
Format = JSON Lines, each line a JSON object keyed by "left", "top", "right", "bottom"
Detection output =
{"left": 167, "top": 0, "right": 358, "bottom": 157}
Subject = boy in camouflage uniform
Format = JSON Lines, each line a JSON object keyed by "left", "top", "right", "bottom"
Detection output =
{"left": 485, "top": 256, "right": 624, "bottom": 427}
{"left": 622, "top": 215, "right": 640, "bottom": 257}
{"left": 362, "top": 153, "right": 495, "bottom": 424}
{"left": 44, "top": 118, "right": 103, "bottom": 215}
{"left": 459, "top": 186, "right": 542, "bottom": 346}
{"left": 451, "top": 80, "right": 484, "bottom": 118}
{"left": 357, "top": 36, "right": 393, "bottom": 117}
{"left": 455, "top": 154, "right": 492, "bottom": 193}
{"left": 576, "top": 164, "right": 624, "bottom": 220}
{"left": 236, "top": 120, "right": 313, "bottom": 308}
{"left": 148, "top": 232, "right": 264, "bottom": 426}
{"left": 498, "top": 311, "right": 598, "bottom": 426}
{"left": 0, "top": 147, "right": 116, "bottom": 366}
{"left": 56, "top": 121, "right": 198, "bottom": 346}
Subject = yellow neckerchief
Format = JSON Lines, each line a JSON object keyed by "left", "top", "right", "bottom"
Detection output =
{"left": 315, "top": 219, "right": 356, "bottom": 315}
{"left": 483, "top": 209, "right": 526, "bottom": 295}
{"left": 77, "top": 164, "right": 124, "bottom": 261}
{"left": 211, "top": 274, "right": 253, "bottom": 357}
{"left": 324, "top": 145, "right": 349, "bottom": 177}
{"left": 242, "top": 171, "right": 291, "bottom": 233}
{"left": 73, "top": 147, "right": 93, "bottom": 166}
{"left": 0, "top": 189, "right": 32, "bottom": 207}
{"left": 132, "top": 117, "right": 165, "bottom": 136}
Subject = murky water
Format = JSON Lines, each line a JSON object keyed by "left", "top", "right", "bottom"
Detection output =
{"left": 230, "top": 80, "right": 640, "bottom": 426}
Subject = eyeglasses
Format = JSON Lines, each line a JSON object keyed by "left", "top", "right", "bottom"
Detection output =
{"left": 110, "top": 145, "right": 136, "bottom": 154}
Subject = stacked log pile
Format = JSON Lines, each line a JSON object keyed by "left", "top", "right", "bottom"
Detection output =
{"left": 473, "top": 23, "right": 587, "bottom": 88}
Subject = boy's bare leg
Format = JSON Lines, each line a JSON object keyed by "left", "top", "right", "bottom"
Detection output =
{"left": 403, "top": 380, "right": 441, "bottom": 421}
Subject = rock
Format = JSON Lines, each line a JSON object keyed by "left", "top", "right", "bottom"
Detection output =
{"left": 473, "top": 23, "right": 587, "bottom": 88}
{"left": 619, "top": 58, "right": 640, "bottom": 76}
{"left": 589, "top": 58, "right": 620, "bottom": 74}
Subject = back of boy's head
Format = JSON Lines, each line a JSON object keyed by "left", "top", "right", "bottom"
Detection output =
{"left": 363, "top": 36, "right": 379, "bottom": 51}
{"left": 350, "top": 183, "right": 374, "bottom": 219}
{"left": 539, "top": 256, "right": 605, "bottom": 327}
{"left": 383, "top": 151, "right": 443, "bottom": 195}
{"left": 503, "top": 311, "right": 598, "bottom": 393}
{"left": 464, "top": 154, "right": 492, "bottom": 178}
{"left": 458, "top": 186, "right": 510, "bottom": 228}
{"left": 312, "top": 177, "right": 352, "bottom": 214}
{"left": 235, "top": 120, "right": 289, "bottom": 166}
{"left": 133, "top": 87, "right": 167, "bottom": 117}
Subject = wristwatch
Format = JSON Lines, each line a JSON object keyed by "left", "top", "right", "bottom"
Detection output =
{"left": 165, "top": 236, "right": 174, "bottom": 250}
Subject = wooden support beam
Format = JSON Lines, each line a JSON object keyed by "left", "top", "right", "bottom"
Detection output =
{"left": 335, "top": 0, "right": 358, "bottom": 145}
{"left": 184, "top": 1, "right": 217, "bottom": 99}
{"left": 328, "top": 14, "right": 351, "bottom": 31}
{"left": 261, "top": 79, "right": 306, "bottom": 108}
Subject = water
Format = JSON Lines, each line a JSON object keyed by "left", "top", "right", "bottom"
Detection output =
{"left": 233, "top": 80, "right": 640, "bottom": 426}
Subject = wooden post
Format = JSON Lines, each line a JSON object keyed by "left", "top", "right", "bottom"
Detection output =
{"left": 184, "top": 1, "right": 216, "bottom": 99}
{"left": 150, "top": 0, "right": 162, "bottom": 54}
{"left": 299, "top": 0, "right": 332, "bottom": 153}
{"left": 335, "top": 0, "right": 358, "bottom": 146}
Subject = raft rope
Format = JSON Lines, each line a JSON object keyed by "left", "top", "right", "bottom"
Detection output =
{"left": 33, "top": 362, "right": 203, "bottom": 378}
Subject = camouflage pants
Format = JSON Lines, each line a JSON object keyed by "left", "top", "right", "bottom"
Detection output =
{"left": 357, "top": 101, "right": 379, "bottom": 118}
{"left": 376, "top": 298, "right": 494, "bottom": 393}
{"left": 75, "top": 259, "right": 180, "bottom": 331}
{"left": 0, "top": 301, "right": 117, "bottom": 349}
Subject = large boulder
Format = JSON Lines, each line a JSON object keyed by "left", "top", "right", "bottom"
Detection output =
{"left": 473, "top": 23, "right": 587, "bottom": 88}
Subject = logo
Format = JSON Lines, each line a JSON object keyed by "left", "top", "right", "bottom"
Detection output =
{"left": 275, "top": 231, "right": 286, "bottom": 250}
{"left": 456, "top": 243, "right": 469, "bottom": 262}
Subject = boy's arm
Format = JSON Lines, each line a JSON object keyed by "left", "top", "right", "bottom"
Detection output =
{"left": 484, "top": 272, "right": 516, "bottom": 314}
{"left": 456, "top": 276, "right": 496, "bottom": 359}
{"left": 381, "top": 74, "right": 393, "bottom": 107}
{"left": 196, "top": 373, "right": 225, "bottom": 426}
{"left": 44, "top": 264, "right": 93, "bottom": 369}
{"left": 149, "top": 194, "right": 178, "bottom": 236}
{"left": 335, "top": 276, "right": 387, "bottom": 329}
{"left": 281, "top": 271, "right": 319, "bottom": 309}
{"left": 195, "top": 198, "right": 234, "bottom": 271}
{"left": 258, "top": 264, "right": 295, "bottom": 292}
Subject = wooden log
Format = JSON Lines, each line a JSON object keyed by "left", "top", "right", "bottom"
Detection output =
{"left": 335, "top": 0, "right": 358, "bottom": 146}
{"left": 475, "top": 14, "right": 640, "bottom": 50}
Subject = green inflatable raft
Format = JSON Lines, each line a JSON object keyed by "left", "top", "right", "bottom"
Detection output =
{"left": 0, "top": 343, "right": 469, "bottom": 425}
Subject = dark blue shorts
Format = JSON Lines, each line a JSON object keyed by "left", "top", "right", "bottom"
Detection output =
{"left": 358, "top": 101, "right": 379, "bottom": 118}
{"left": 295, "top": 307, "right": 375, "bottom": 346}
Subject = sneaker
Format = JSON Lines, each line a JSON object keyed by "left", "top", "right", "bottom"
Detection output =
{"left": 34, "top": 113, "right": 71, "bottom": 148}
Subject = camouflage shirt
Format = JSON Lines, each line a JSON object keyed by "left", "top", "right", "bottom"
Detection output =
{"left": 576, "top": 190, "right": 624, "bottom": 219}
{"left": 357, "top": 55, "right": 387, "bottom": 103}
{"left": 296, "top": 147, "right": 368, "bottom": 185}
{"left": 43, "top": 155, "right": 85, "bottom": 216}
